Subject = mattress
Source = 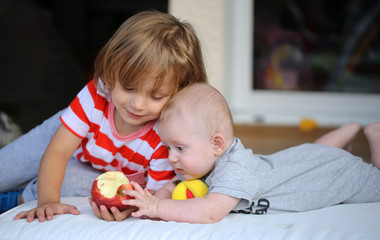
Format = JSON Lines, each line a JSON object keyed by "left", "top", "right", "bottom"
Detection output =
{"left": 0, "top": 197, "right": 379, "bottom": 240}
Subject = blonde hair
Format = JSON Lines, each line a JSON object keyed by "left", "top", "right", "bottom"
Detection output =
{"left": 93, "top": 10, "right": 207, "bottom": 95}
{"left": 161, "top": 83, "right": 234, "bottom": 140}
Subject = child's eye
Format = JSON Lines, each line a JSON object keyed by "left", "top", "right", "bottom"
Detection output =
{"left": 176, "top": 146, "right": 184, "bottom": 152}
{"left": 152, "top": 95, "right": 163, "bottom": 100}
{"left": 125, "top": 87, "right": 135, "bottom": 91}
{"left": 152, "top": 93, "right": 170, "bottom": 100}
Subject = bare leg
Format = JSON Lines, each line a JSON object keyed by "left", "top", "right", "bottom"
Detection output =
{"left": 364, "top": 122, "right": 380, "bottom": 170}
{"left": 314, "top": 123, "right": 360, "bottom": 151}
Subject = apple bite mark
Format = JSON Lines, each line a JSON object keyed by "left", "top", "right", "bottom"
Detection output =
{"left": 91, "top": 171, "right": 134, "bottom": 211}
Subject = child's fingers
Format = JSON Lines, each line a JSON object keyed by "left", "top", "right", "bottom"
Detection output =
{"left": 45, "top": 207, "right": 54, "bottom": 221}
{"left": 89, "top": 199, "right": 115, "bottom": 221}
{"left": 67, "top": 205, "right": 80, "bottom": 215}
{"left": 89, "top": 199, "right": 103, "bottom": 219}
{"left": 14, "top": 210, "right": 33, "bottom": 221}
{"left": 13, "top": 211, "right": 25, "bottom": 220}
{"left": 36, "top": 207, "right": 47, "bottom": 222}
{"left": 99, "top": 205, "right": 116, "bottom": 221}
{"left": 112, "top": 206, "right": 136, "bottom": 221}
{"left": 26, "top": 209, "right": 37, "bottom": 222}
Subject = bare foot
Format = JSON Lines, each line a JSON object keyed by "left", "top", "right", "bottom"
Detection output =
{"left": 364, "top": 122, "right": 380, "bottom": 169}
{"left": 364, "top": 122, "right": 380, "bottom": 141}
{"left": 314, "top": 122, "right": 360, "bottom": 151}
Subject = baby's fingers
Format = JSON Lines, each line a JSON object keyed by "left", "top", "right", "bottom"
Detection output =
{"left": 131, "top": 208, "right": 145, "bottom": 218}
{"left": 124, "top": 183, "right": 152, "bottom": 199}
{"left": 89, "top": 197, "right": 103, "bottom": 219}
{"left": 122, "top": 198, "right": 138, "bottom": 208}
{"left": 130, "top": 181, "right": 145, "bottom": 193}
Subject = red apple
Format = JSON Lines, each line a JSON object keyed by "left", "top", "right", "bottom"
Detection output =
{"left": 91, "top": 171, "right": 134, "bottom": 211}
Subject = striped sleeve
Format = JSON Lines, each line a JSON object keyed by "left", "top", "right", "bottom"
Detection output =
{"left": 60, "top": 80, "right": 102, "bottom": 138}
{"left": 146, "top": 143, "right": 176, "bottom": 191}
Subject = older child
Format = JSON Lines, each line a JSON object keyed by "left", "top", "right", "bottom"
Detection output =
{"left": 8, "top": 10, "right": 207, "bottom": 222}
{"left": 123, "top": 83, "right": 380, "bottom": 224}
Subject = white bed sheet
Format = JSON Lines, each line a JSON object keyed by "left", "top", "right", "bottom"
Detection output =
{"left": 0, "top": 197, "right": 379, "bottom": 240}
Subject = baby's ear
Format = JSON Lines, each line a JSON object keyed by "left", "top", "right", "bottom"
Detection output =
{"left": 212, "top": 134, "right": 225, "bottom": 156}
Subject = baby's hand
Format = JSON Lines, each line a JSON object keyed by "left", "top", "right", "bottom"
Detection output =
{"left": 123, "top": 181, "right": 160, "bottom": 218}
{"left": 14, "top": 202, "right": 80, "bottom": 222}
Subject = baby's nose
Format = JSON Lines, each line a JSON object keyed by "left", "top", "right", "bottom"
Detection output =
{"left": 168, "top": 152, "right": 178, "bottom": 163}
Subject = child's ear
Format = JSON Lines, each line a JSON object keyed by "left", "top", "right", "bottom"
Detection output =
{"left": 212, "top": 134, "right": 225, "bottom": 156}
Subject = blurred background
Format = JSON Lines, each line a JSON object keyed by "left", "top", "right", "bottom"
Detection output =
{"left": 0, "top": 0, "right": 378, "bottom": 161}
{"left": 0, "top": 0, "right": 168, "bottom": 133}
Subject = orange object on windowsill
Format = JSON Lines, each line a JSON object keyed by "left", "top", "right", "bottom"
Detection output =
{"left": 299, "top": 118, "right": 318, "bottom": 132}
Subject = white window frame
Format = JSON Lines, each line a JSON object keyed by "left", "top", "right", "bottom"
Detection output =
{"left": 225, "top": 0, "right": 380, "bottom": 126}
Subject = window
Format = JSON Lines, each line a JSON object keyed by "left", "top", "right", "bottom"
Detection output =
{"left": 226, "top": 0, "right": 380, "bottom": 126}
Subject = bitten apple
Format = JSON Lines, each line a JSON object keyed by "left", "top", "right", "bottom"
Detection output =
{"left": 91, "top": 171, "right": 134, "bottom": 211}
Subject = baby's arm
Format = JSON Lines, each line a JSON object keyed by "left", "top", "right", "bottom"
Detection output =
{"left": 153, "top": 175, "right": 180, "bottom": 199}
{"left": 14, "top": 124, "right": 82, "bottom": 222}
{"left": 124, "top": 181, "right": 240, "bottom": 224}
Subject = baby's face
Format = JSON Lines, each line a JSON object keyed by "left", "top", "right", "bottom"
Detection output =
{"left": 159, "top": 110, "right": 217, "bottom": 180}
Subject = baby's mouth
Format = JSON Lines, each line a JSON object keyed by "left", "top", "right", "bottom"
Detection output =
{"left": 175, "top": 168, "right": 185, "bottom": 174}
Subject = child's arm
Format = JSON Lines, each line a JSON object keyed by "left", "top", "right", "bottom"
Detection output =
{"left": 14, "top": 124, "right": 82, "bottom": 222}
{"left": 124, "top": 181, "right": 240, "bottom": 224}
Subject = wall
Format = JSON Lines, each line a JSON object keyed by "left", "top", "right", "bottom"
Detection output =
{"left": 169, "top": 0, "right": 226, "bottom": 93}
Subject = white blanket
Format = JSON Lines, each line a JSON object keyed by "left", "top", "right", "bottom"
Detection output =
{"left": 1, "top": 197, "right": 379, "bottom": 240}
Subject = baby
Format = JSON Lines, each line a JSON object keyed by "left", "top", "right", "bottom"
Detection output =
{"left": 123, "top": 82, "right": 380, "bottom": 223}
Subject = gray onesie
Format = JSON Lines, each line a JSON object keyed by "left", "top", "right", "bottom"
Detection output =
{"left": 205, "top": 138, "right": 380, "bottom": 214}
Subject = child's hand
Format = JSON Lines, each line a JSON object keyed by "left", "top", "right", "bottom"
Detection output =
{"left": 13, "top": 202, "right": 80, "bottom": 222}
{"left": 123, "top": 181, "right": 160, "bottom": 218}
{"left": 89, "top": 197, "right": 136, "bottom": 222}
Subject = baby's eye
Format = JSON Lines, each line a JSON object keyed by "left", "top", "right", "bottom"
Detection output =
{"left": 124, "top": 87, "right": 135, "bottom": 91}
{"left": 176, "top": 146, "right": 184, "bottom": 152}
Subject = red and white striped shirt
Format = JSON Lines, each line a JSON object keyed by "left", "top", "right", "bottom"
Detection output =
{"left": 60, "top": 79, "right": 175, "bottom": 191}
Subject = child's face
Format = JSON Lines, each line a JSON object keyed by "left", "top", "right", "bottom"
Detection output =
{"left": 111, "top": 73, "right": 173, "bottom": 135}
{"left": 159, "top": 111, "right": 218, "bottom": 180}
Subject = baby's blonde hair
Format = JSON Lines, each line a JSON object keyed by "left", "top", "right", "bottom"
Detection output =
{"left": 161, "top": 83, "right": 234, "bottom": 141}
{"left": 93, "top": 10, "right": 207, "bottom": 95}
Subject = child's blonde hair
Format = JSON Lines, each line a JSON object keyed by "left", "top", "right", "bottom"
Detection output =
{"left": 94, "top": 10, "right": 207, "bottom": 95}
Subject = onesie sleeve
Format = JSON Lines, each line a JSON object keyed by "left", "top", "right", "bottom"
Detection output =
{"left": 206, "top": 147, "right": 262, "bottom": 211}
